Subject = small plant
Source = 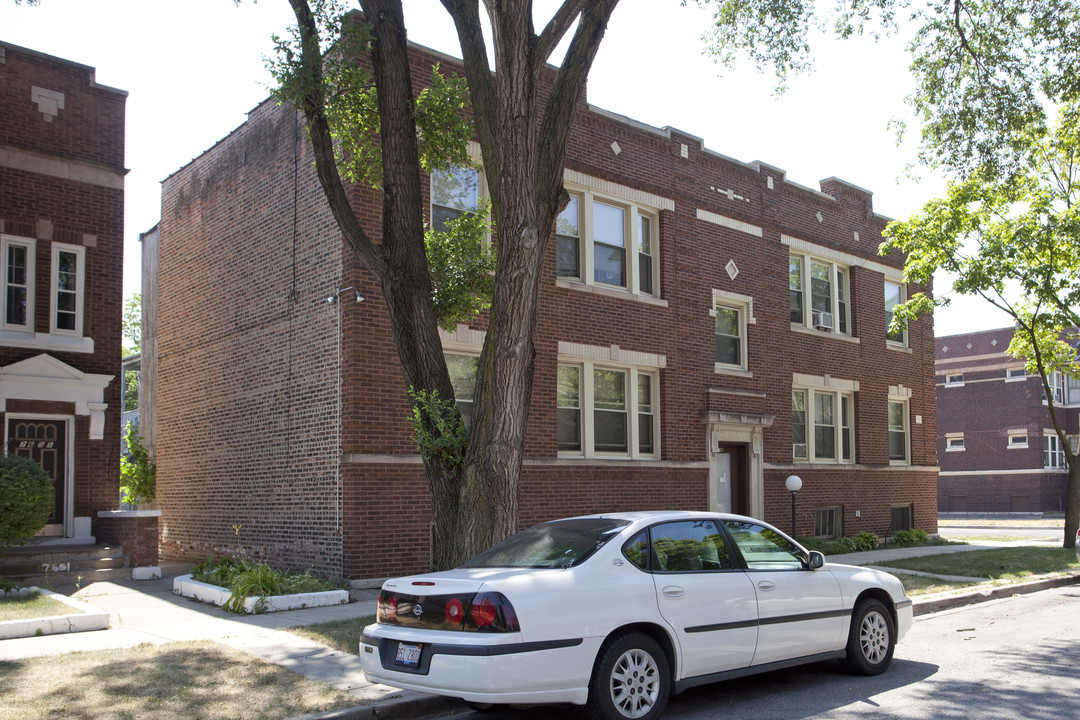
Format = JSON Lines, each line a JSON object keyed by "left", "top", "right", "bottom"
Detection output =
{"left": 0, "top": 455, "right": 53, "bottom": 547}
{"left": 120, "top": 422, "right": 156, "bottom": 504}
{"left": 892, "top": 529, "right": 931, "bottom": 547}
{"left": 852, "top": 531, "right": 880, "bottom": 551}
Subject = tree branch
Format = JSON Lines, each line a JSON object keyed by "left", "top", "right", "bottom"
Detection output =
{"left": 535, "top": 0, "right": 588, "bottom": 65}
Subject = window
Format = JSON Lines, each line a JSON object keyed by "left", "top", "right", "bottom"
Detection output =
{"left": 884, "top": 280, "right": 906, "bottom": 346}
{"left": 51, "top": 243, "right": 85, "bottom": 335}
{"left": 1006, "top": 367, "right": 1026, "bottom": 382}
{"left": 1008, "top": 432, "right": 1028, "bottom": 449}
{"left": 890, "top": 504, "right": 913, "bottom": 532}
{"left": 1044, "top": 432, "right": 1065, "bottom": 469}
{"left": 713, "top": 305, "right": 742, "bottom": 368}
{"left": 945, "top": 373, "right": 964, "bottom": 386}
{"left": 792, "top": 387, "right": 854, "bottom": 463}
{"left": 445, "top": 353, "right": 479, "bottom": 427}
{"left": 1067, "top": 374, "right": 1080, "bottom": 405}
{"left": 1045, "top": 372, "right": 1064, "bottom": 404}
{"left": 557, "top": 190, "right": 659, "bottom": 296}
{"left": 723, "top": 520, "right": 806, "bottom": 570}
{"left": 430, "top": 166, "right": 480, "bottom": 231}
{"left": 789, "top": 254, "right": 849, "bottom": 335}
{"left": 650, "top": 521, "right": 733, "bottom": 572}
{"left": 888, "top": 400, "right": 909, "bottom": 464}
{"left": 946, "top": 434, "right": 965, "bottom": 451}
{"left": 558, "top": 361, "right": 659, "bottom": 458}
{"left": 1070, "top": 435, "right": 1079, "bottom": 454}
{"left": 814, "top": 507, "right": 842, "bottom": 540}
{"left": 1, "top": 235, "right": 34, "bottom": 332}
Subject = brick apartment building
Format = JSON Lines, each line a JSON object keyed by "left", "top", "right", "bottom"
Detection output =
{"left": 150, "top": 42, "right": 938, "bottom": 581}
{"left": 0, "top": 41, "right": 124, "bottom": 541}
{"left": 936, "top": 327, "right": 1079, "bottom": 513}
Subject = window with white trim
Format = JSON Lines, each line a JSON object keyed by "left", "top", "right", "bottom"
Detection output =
{"left": 789, "top": 254, "right": 849, "bottom": 335}
{"left": 792, "top": 387, "right": 854, "bottom": 463}
{"left": 1008, "top": 432, "right": 1028, "bottom": 449}
{"left": 1, "top": 235, "right": 34, "bottom": 332}
{"left": 711, "top": 291, "right": 755, "bottom": 373}
{"left": 1006, "top": 367, "right": 1026, "bottom": 382}
{"left": 888, "top": 399, "right": 909, "bottom": 464}
{"left": 1045, "top": 371, "right": 1065, "bottom": 404}
{"left": 557, "top": 361, "right": 659, "bottom": 458}
{"left": 1067, "top": 374, "right": 1080, "bottom": 405}
{"left": 946, "top": 434, "right": 965, "bottom": 451}
{"left": 1044, "top": 432, "right": 1065, "bottom": 469}
{"left": 884, "top": 280, "right": 907, "bottom": 346}
{"left": 557, "top": 189, "right": 659, "bottom": 297}
{"left": 445, "top": 353, "right": 479, "bottom": 427}
{"left": 945, "top": 373, "right": 964, "bottom": 386}
{"left": 51, "top": 243, "right": 85, "bottom": 336}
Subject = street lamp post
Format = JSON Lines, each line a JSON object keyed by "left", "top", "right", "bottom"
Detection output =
{"left": 785, "top": 475, "right": 802, "bottom": 538}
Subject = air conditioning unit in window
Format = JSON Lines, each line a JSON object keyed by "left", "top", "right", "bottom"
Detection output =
{"left": 792, "top": 443, "right": 808, "bottom": 459}
{"left": 812, "top": 311, "right": 834, "bottom": 330}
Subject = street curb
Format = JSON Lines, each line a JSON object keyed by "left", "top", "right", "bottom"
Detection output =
{"left": 289, "top": 693, "right": 457, "bottom": 720}
{"left": 912, "top": 572, "right": 1080, "bottom": 616}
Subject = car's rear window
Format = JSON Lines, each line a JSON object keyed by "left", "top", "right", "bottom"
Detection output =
{"left": 462, "top": 518, "right": 631, "bottom": 569}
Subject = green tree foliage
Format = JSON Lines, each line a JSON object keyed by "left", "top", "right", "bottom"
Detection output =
{"left": 122, "top": 293, "right": 142, "bottom": 355}
{"left": 120, "top": 422, "right": 156, "bottom": 505}
{"left": 0, "top": 455, "right": 53, "bottom": 547}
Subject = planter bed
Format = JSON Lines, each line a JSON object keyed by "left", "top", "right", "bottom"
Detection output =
{"left": 0, "top": 587, "right": 110, "bottom": 639}
{"left": 172, "top": 574, "right": 349, "bottom": 614}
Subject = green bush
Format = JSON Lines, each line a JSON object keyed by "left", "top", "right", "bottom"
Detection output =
{"left": 120, "top": 422, "right": 155, "bottom": 504}
{"left": 892, "top": 529, "right": 931, "bottom": 547}
{"left": 191, "top": 555, "right": 344, "bottom": 614}
{"left": 0, "top": 455, "right": 53, "bottom": 547}
{"left": 852, "top": 531, "right": 880, "bottom": 551}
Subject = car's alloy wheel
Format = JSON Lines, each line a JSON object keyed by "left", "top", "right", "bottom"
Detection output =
{"left": 842, "top": 597, "right": 896, "bottom": 676}
{"left": 587, "top": 632, "right": 670, "bottom": 720}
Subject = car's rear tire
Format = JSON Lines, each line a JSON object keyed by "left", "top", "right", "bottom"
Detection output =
{"left": 463, "top": 701, "right": 499, "bottom": 713}
{"left": 841, "top": 597, "right": 896, "bottom": 676}
{"left": 586, "top": 632, "right": 670, "bottom": 720}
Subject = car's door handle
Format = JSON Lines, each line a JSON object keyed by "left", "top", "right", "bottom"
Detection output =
{"left": 757, "top": 580, "right": 776, "bottom": 592}
{"left": 662, "top": 586, "right": 685, "bottom": 598}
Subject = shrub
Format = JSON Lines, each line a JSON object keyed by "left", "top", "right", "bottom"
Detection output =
{"left": 0, "top": 455, "right": 53, "bottom": 547}
{"left": 852, "top": 531, "right": 880, "bottom": 552}
{"left": 892, "top": 529, "right": 931, "bottom": 547}
{"left": 120, "top": 422, "right": 156, "bottom": 504}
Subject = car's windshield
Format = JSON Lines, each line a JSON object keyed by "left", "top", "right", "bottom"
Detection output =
{"left": 462, "top": 518, "right": 631, "bottom": 569}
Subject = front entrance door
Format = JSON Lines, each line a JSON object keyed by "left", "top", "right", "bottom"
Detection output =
{"left": 8, "top": 419, "right": 67, "bottom": 534}
{"left": 714, "top": 443, "right": 748, "bottom": 515}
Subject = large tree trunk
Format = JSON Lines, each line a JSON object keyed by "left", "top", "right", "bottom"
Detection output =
{"left": 1065, "top": 459, "right": 1079, "bottom": 549}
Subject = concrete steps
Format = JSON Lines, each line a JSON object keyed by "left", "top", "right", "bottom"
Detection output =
{"left": 0, "top": 542, "right": 129, "bottom": 588}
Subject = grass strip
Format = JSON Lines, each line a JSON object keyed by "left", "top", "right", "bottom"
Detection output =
{"left": 0, "top": 641, "right": 357, "bottom": 720}
{"left": 289, "top": 615, "right": 375, "bottom": 655}
{"left": 0, "top": 594, "right": 80, "bottom": 622}
{"left": 874, "top": 547, "right": 1079, "bottom": 580}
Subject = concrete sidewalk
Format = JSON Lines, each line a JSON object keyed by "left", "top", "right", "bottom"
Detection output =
{"left": 2, "top": 544, "right": 1078, "bottom": 720}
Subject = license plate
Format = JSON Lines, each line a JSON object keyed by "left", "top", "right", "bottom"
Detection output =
{"left": 394, "top": 642, "right": 422, "bottom": 667}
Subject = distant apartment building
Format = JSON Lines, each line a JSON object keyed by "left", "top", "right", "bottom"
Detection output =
{"left": 936, "top": 327, "right": 1080, "bottom": 513}
{"left": 0, "top": 41, "right": 125, "bottom": 539}
{"left": 149, "top": 40, "right": 939, "bottom": 580}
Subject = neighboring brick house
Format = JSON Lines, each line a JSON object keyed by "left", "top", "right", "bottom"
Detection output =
{"left": 936, "top": 327, "right": 1079, "bottom": 513}
{"left": 0, "top": 41, "right": 125, "bottom": 540}
{"left": 151, "top": 42, "right": 938, "bottom": 581}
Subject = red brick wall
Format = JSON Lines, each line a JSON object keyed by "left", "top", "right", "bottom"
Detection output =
{"left": 157, "top": 100, "right": 346, "bottom": 575}
{"left": 158, "top": 44, "right": 938, "bottom": 580}
{"left": 96, "top": 514, "right": 160, "bottom": 567}
{"left": 0, "top": 42, "right": 125, "bottom": 525}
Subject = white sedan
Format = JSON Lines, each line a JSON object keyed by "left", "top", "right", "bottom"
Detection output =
{"left": 360, "top": 511, "right": 912, "bottom": 719}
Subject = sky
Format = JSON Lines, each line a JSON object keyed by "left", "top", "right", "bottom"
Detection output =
{"left": 1, "top": 0, "right": 1016, "bottom": 337}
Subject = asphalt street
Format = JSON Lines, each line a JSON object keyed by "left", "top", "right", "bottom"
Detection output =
{"left": 434, "top": 584, "right": 1080, "bottom": 720}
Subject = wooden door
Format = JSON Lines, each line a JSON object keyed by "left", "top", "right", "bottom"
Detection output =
{"left": 8, "top": 419, "right": 67, "bottom": 527}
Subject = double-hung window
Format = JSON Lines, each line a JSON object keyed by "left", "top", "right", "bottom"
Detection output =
{"left": 557, "top": 190, "right": 659, "bottom": 297}
{"left": 51, "top": 243, "right": 85, "bottom": 336}
{"left": 711, "top": 290, "right": 754, "bottom": 374}
{"left": 1067, "top": 374, "right": 1080, "bottom": 405}
{"left": 431, "top": 166, "right": 481, "bottom": 231}
{"left": 558, "top": 361, "right": 659, "bottom": 459}
{"left": 888, "top": 399, "right": 910, "bottom": 464}
{"left": 789, "top": 254, "right": 849, "bottom": 335}
{"left": 1044, "top": 432, "right": 1066, "bottom": 469}
{"left": 445, "top": 353, "right": 479, "bottom": 427}
{"left": 884, "top": 280, "right": 907, "bottom": 346}
{"left": 1045, "top": 372, "right": 1065, "bottom": 404}
{"left": 1, "top": 235, "right": 35, "bottom": 333}
{"left": 792, "top": 387, "right": 854, "bottom": 462}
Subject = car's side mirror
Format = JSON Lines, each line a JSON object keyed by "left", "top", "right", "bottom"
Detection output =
{"left": 807, "top": 551, "right": 825, "bottom": 570}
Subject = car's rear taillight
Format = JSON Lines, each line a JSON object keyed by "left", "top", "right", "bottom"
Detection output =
{"left": 377, "top": 591, "right": 398, "bottom": 623}
{"left": 463, "top": 592, "right": 520, "bottom": 633}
